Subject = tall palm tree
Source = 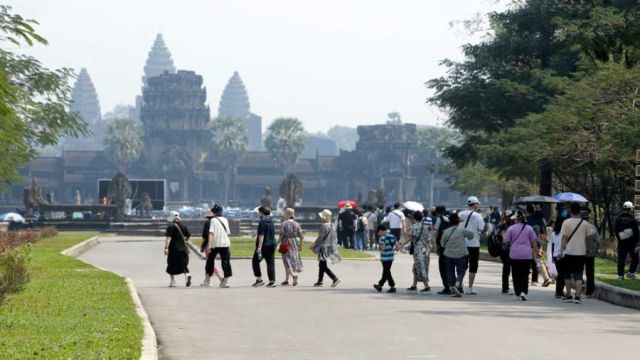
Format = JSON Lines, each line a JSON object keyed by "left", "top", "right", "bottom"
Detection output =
{"left": 210, "top": 117, "right": 248, "bottom": 205}
{"left": 104, "top": 118, "right": 144, "bottom": 173}
{"left": 265, "top": 117, "right": 305, "bottom": 174}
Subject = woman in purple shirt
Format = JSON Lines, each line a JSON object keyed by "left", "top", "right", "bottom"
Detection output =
{"left": 503, "top": 210, "right": 539, "bottom": 301}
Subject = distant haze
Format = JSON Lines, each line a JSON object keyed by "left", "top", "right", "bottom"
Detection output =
{"left": 7, "top": 0, "right": 505, "bottom": 133}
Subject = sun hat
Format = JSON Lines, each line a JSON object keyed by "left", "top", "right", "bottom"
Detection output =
{"left": 467, "top": 196, "right": 480, "bottom": 205}
{"left": 344, "top": 203, "right": 353, "bottom": 210}
{"left": 623, "top": 201, "right": 634, "bottom": 209}
{"left": 168, "top": 211, "right": 180, "bottom": 222}
{"left": 504, "top": 209, "right": 514, "bottom": 217}
{"left": 318, "top": 209, "right": 332, "bottom": 222}
{"left": 283, "top": 208, "right": 295, "bottom": 219}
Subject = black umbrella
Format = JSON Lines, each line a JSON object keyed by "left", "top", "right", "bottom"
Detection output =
{"left": 513, "top": 195, "right": 558, "bottom": 205}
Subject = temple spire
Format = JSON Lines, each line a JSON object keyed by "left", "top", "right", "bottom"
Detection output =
{"left": 70, "top": 68, "right": 101, "bottom": 125}
{"left": 218, "top": 71, "right": 250, "bottom": 119}
{"left": 142, "top": 33, "right": 176, "bottom": 87}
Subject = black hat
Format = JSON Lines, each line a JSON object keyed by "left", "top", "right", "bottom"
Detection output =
{"left": 212, "top": 204, "right": 223, "bottom": 215}
{"left": 435, "top": 205, "right": 446, "bottom": 214}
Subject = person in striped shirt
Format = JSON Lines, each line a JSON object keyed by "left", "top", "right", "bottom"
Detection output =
{"left": 373, "top": 224, "right": 398, "bottom": 293}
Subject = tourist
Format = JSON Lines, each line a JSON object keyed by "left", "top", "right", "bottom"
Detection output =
{"left": 503, "top": 210, "right": 538, "bottom": 301}
{"left": 199, "top": 209, "right": 216, "bottom": 287}
{"left": 164, "top": 212, "right": 191, "bottom": 287}
{"left": 441, "top": 213, "right": 474, "bottom": 297}
{"left": 338, "top": 204, "right": 357, "bottom": 249}
{"left": 497, "top": 209, "right": 514, "bottom": 294}
{"left": 355, "top": 207, "right": 369, "bottom": 251}
{"left": 312, "top": 209, "right": 340, "bottom": 287}
{"left": 383, "top": 202, "right": 406, "bottom": 245}
{"left": 560, "top": 202, "right": 593, "bottom": 304}
{"left": 614, "top": 201, "right": 639, "bottom": 280}
{"left": 583, "top": 210, "right": 600, "bottom": 298}
{"left": 489, "top": 207, "right": 501, "bottom": 228}
{"left": 279, "top": 208, "right": 304, "bottom": 286}
{"left": 365, "top": 206, "right": 378, "bottom": 250}
{"left": 252, "top": 206, "right": 277, "bottom": 288}
{"left": 208, "top": 205, "right": 232, "bottom": 288}
{"left": 395, "top": 211, "right": 431, "bottom": 293}
{"left": 457, "top": 196, "right": 485, "bottom": 294}
{"left": 373, "top": 224, "right": 397, "bottom": 293}
{"left": 549, "top": 212, "right": 567, "bottom": 298}
{"left": 525, "top": 205, "right": 551, "bottom": 287}
{"left": 432, "top": 206, "right": 451, "bottom": 295}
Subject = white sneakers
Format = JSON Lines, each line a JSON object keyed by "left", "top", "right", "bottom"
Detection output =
{"left": 466, "top": 287, "right": 478, "bottom": 295}
{"left": 169, "top": 279, "right": 177, "bottom": 287}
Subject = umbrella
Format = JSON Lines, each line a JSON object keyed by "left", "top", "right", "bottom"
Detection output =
{"left": 554, "top": 192, "right": 589, "bottom": 203}
{"left": 337, "top": 200, "right": 358, "bottom": 209}
{"left": 513, "top": 195, "right": 558, "bottom": 205}
{"left": 0, "top": 212, "right": 25, "bottom": 223}
{"left": 403, "top": 201, "right": 424, "bottom": 212}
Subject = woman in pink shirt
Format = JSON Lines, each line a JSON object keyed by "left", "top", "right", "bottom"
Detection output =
{"left": 503, "top": 210, "right": 539, "bottom": 301}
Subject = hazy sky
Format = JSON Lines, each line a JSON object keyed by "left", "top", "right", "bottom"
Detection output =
{"left": 8, "top": 0, "right": 505, "bottom": 133}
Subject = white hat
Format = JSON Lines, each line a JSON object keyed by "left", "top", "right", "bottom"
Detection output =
{"left": 467, "top": 196, "right": 480, "bottom": 205}
{"left": 168, "top": 211, "right": 180, "bottom": 222}
{"left": 318, "top": 209, "right": 332, "bottom": 222}
{"left": 504, "top": 209, "right": 514, "bottom": 217}
{"left": 623, "top": 201, "right": 634, "bottom": 209}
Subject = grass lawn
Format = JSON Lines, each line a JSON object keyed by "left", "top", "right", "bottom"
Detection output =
{"left": 594, "top": 257, "right": 640, "bottom": 292}
{"left": 193, "top": 233, "right": 374, "bottom": 259}
{"left": 0, "top": 232, "right": 143, "bottom": 360}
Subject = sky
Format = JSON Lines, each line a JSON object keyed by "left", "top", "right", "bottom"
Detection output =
{"left": 7, "top": 0, "right": 506, "bottom": 133}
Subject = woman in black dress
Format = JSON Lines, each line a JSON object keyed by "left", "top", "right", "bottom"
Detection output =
{"left": 164, "top": 213, "right": 191, "bottom": 287}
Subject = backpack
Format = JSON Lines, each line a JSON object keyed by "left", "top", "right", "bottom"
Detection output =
{"left": 488, "top": 232, "right": 502, "bottom": 257}
{"left": 435, "top": 216, "right": 451, "bottom": 247}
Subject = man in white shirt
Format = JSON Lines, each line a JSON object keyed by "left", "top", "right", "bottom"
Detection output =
{"left": 560, "top": 202, "right": 593, "bottom": 304}
{"left": 457, "top": 196, "right": 485, "bottom": 295}
{"left": 208, "top": 204, "right": 232, "bottom": 288}
{"left": 383, "top": 202, "right": 406, "bottom": 242}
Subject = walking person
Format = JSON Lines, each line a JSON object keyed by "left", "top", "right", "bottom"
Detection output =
{"left": 441, "top": 213, "right": 474, "bottom": 297}
{"left": 383, "top": 202, "right": 406, "bottom": 245}
{"left": 207, "top": 205, "right": 233, "bottom": 288}
{"left": 164, "top": 212, "right": 191, "bottom": 287}
{"left": 395, "top": 211, "right": 431, "bottom": 293}
{"left": 583, "top": 210, "right": 600, "bottom": 298}
{"left": 365, "top": 206, "right": 378, "bottom": 250}
{"left": 560, "top": 202, "right": 593, "bottom": 304}
{"left": 355, "top": 207, "right": 369, "bottom": 251}
{"left": 279, "top": 208, "right": 304, "bottom": 286}
{"left": 525, "top": 205, "right": 551, "bottom": 287}
{"left": 338, "top": 204, "right": 357, "bottom": 249}
{"left": 312, "top": 209, "right": 341, "bottom": 287}
{"left": 373, "top": 224, "right": 397, "bottom": 293}
{"left": 497, "top": 209, "right": 514, "bottom": 294}
{"left": 549, "top": 213, "right": 567, "bottom": 298}
{"left": 503, "top": 210, "right": 538, "bottom": 301}
{"left": 200, "top": 209, "right": 221, "bottom": 287}
{"left": 457, "top": 196, "right": 485, "bottom": 294}
{"left": 614, "top": 201, "right": 639, "bottom": 280}
{"left": 432, "top": 206, "right": 451, "bottom": 295}
{"left": 252, "top": 206, "right": 277, "bottom": 288}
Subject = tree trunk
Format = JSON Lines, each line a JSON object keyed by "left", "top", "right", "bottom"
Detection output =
{"left": 223, "top": 169, "right": 231, "bottom": 206}
{"left": 539, "top": 161, "right": 553, "bottom": 219}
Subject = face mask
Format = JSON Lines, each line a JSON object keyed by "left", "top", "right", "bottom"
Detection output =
{"left": 560, "top": 210, "right": 569, "bottom": 218}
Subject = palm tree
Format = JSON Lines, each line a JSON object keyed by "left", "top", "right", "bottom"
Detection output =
{"left": 210, "top": 117, "right": 248, "bottom": 205}
{"left": 265, "top": 117, "right": 305, "bottom": 174}
{"left": 104, "top": 118, "right": 144, "bottom": 173}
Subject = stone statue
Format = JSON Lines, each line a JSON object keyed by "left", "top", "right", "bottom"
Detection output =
{"left": 108, "top": 172, "right": 132, "bottom": 221}
{"left": 366, "top": 189, "right": 378, "bottom": 209}
{"left": 260, "top": 186, "right": 273, "bottom": 209}
{"left": 23, "top": 178, "right": 48, "bottom": 217}
{"left": 135, "top": 192, "right": 153, "bottom": 217}
{"left": 279, "top": 173, "right": 304, "bottom": 208}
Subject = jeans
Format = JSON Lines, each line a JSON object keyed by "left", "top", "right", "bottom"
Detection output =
{"left": 252, "top": 247, "right": 275, "bottom": 282}
{"left": 554, "top": 256, "right": 566, "bottom": 296}
{"left": 207, "top": 247, "right": 232, "bottom": 278}
{"left": 617, "top": 240, "right": 639, "bottom": 276}
{"left": 438, "top": 249, "right": 449, "bottom": 291}
{"left": 390, "top": 228, "right": 401, "bottom": 243}
{"left": 445, "top": 255, "right": 468, "bottom": 289}
{"left": 378, "top": 260, "right": 395, "bottom": 288}
{"left": 511, "top": 259, "right": 530, "bottom": 296}
{"left": 585, "top": 256, "right": 595, "bottom": 296}
{"left": 318, "top": 260, "right": 337, "bottom": 283}
{"left": 355, "top": 231, "right": 368, "bottom": 250}
{"left": 499, "top": 249, "right": 511, "bottom": 292}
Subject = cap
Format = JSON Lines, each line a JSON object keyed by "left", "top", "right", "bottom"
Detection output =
{"left": 623, "top": 201, "right": 634, "bottom": 209}
{"left": 467, "top": 196, "right": 480, "bottom": 205}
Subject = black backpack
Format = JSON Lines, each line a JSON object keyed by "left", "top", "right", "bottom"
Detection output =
{"left": 488, "top": 232, "right": 502, "bottom": 257}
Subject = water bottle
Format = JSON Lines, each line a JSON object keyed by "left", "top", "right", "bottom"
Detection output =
{"left": 257, "top": 252, "right": 263, "bottom": 261}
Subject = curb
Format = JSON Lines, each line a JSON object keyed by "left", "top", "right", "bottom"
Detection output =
{"left": 61, "top": 236, "right": 159, "bottom": 360}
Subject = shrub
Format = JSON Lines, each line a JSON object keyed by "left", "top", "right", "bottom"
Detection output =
{"left": 40, "top": 226, "right": 59, "bottom": 238}
{"left": 0, "top": 245, "right": 31, "bottom": 303}
{"left": 0, "top": 231, "right": 40, "bottom": 253}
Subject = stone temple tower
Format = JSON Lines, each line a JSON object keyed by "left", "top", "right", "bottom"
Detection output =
{"left": 70, "top": 68, "right": 101, "bottom": 125}
{"left": 135, "top": 34, "right": 176, "bottom": 121}
{"left": 218, "top": 71, "right": 263, "bottom": 151}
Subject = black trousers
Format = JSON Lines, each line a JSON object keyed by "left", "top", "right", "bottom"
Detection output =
{"left": 252, "top": 247, "right": 275, "bottom": 282}
{"left": 585, "top": 256, "right": 595, "bottom": 296}
{"left": 554, "top": 257, "right": 566, "bottom": 296}
{"left": 530, "top": 259, "right": 539, "bottom": 283}
{"left": 499, "top": 250, "right": 511, "bottom": 292}
{"left": 617, "top": 240, "right": 639, "bottom": 276}
{"left": 207, "top": 247, "right": 232, "bottom": 278}
{"left": 342, "top": 228, "right": 355, "bottom": 249}
{"left": 318, "top": 260, "right": 337, "bottom": 283}
{"left": 438, "top": 250, "right": 449, "bottom": 291}
{"left": 511, "top": 259, "right": 530, "bottom": 296}
{"left": 378, "top": 260, "right": 395, "bottom": 287}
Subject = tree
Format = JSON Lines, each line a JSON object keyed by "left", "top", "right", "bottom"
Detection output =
{"left": 104, "top": 118, "right": 144, "bottom": 173}
{"left": 327, "top": 125, "right": 358, "bottom": 151}
{"left": 265, "top": 117, "right": 305, "bottom": 174}
{"left": 387, "top": 112, "right": 402, "bottom": 125}
{"left": 0, "top": 5, "right": 88, "bottom": 187}
{"left": 210, "top": 117, "right": 248, "bottom": 205}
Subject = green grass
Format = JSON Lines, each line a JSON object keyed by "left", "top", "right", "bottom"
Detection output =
{"left": 594, "top": 257, "right": 640, "bottom": 292}
{"left": 0, "top": 232, "right": 143, "bottom": 360}
{"left": 194, "top": 234, "right": 374, "bottom": 259}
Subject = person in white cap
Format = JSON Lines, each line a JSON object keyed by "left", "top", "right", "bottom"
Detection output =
{"left": 614, "top": 201, "right": 639, "bottom": 280}
{"left": 457, "top": 196, "right": 485, "bottom": 294}
{"left": 164, "top": 212, "right": 191, "bottom": 287}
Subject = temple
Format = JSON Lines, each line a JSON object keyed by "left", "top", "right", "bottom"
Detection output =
{"left": 218, "top": 72, "right": 263, "bottom": 151}
{"left": 135, "top": 34, "right": 176, "bottom": 121}
{"left": 64, "top": 68, "right": 105, "bottom": 151}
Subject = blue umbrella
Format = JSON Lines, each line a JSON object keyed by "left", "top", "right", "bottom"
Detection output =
{"left": 554, "top": 192, "right": 589, "bottom": 203}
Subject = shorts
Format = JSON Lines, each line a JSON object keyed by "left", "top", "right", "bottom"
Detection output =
{"left": 563, "top": 255, "right": 585, "bottom": 281}
{"left": 467, "top": 247, "right": 480, "bottom": 273}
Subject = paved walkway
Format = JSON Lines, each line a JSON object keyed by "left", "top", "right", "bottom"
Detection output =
{"left": 80, "top": 236, "right": 640, "bottom": 360}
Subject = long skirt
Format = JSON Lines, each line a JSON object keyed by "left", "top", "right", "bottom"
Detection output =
{"left": 166, "top": 249, "right": 189, "bottom": 275}
{"left": 282, "top": 239, "right": 303, "bottom": 273}
{"left": 413, "top": 245, "right": 430, "bottom": 282}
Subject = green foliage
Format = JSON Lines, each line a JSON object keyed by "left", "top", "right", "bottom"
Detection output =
{"left": 0, "top": 232, "right": 142, "bottom": 359}
{"left": 210, "top": 117, "right": 248, "bottom": 205}
{"left": 265, "top": 117, "right": 306, "bottom": 174}
{"left": 0, "top": 6, "right": 88, "bottom": 187}
{"left": 326, "top": 125, "right": 358, "bottom": 151}
{"left": 0, "top": 245, "right": 31, "bottom": 304}
{"left": 104, "top": 118, "right": 144, "bottom": 173}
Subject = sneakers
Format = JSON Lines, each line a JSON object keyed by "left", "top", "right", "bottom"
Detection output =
{"left": 252, "top": 279, "right": 265, "bottom": 287}
{"left": 542, "top": 279, "right": 552, "bottom": 287}
{"left": 466, "top": 287, "right": 477, "bottom": 295}
{"left": 617, "top": 276, "right": 624, "bottom": 280}
{"left": 531, "top": 282, "right": 539, "bottom": 287}
{"left": 437, "top": 289, "right": 452, "bottom": 295}
{"left": 220, "top": 280, "right": 230, "bottom": 288}
{"left": 520, "top": 294, "right": 527, "bottom": 301}
{"left": 186, "top": 275, "right": 192, "bottom": 287}
{"left": 200, "top": 281, "right": 212, "bottom": 287}
{"left": 313, "top": 282, "right": 324, "bottom": 287}
{"left": 562, "top": 295, "right": 574, "bottom": 303}
{"left": 373, "top": 284, "right": 382, "bottom": 292}
{"left": 331, "top": 279, "right": 341, "bottom": 288}
{"left": 451, "top": 286, "right": 462, "bottom": 297}
{"left": 554, "top": 294, "right": 563, "bottom": 299}
{"left": 406, "top": 286, "right": 418, "bottom": 291}
{"left": 169, "top": 279, "right": 177, "bottom": 287}
{"left": 387, "top": 287, "right": 397, "bottom": 293}
{"left": 420, "top": 287, "right": 431, "bottom": 293}
{"left": 573, "top": 295, "right": 582, "bottom": 304}
{"left": 281, "top": 281, "right": 290, "bottom": 286}
{"left": 626, "top": 273, "right": 637, "bottom": 280}
{"left": 266, "top": 281, "right": 276, "bottom": 288}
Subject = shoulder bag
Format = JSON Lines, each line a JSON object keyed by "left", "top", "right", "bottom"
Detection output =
{"left": 174, "top": 223, "right": 190, "bottom": 254}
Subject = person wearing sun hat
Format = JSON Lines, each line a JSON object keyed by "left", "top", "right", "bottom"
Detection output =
{"left": 457, "top": 196, "right": 485, "bottom": 295}
{"left": 311, "top": 209, "right": 340, "bottom": 287}
{"left": 279, "top": 208, "right": 304, "bottom": 286}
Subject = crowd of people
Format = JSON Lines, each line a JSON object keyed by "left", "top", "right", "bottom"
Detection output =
{"left": 162, "top": 196, "right": 640, "bottom": 305}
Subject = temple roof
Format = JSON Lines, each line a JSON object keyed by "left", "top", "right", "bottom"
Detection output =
{"left": 142, "top": 34, "right": 176, "bottom": 87}
{"left": 70, "top": 68, "right": 101, "bottom": 125}
{"left": 218, "top": 71, "right": 250, "bottom": 119}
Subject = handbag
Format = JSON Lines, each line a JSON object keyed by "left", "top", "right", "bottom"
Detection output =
{"left": 174, "top": 223, "right": 190, "bottom": 254}
{"left": 278, "top": 240, "right": 291, "bottom": 254}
